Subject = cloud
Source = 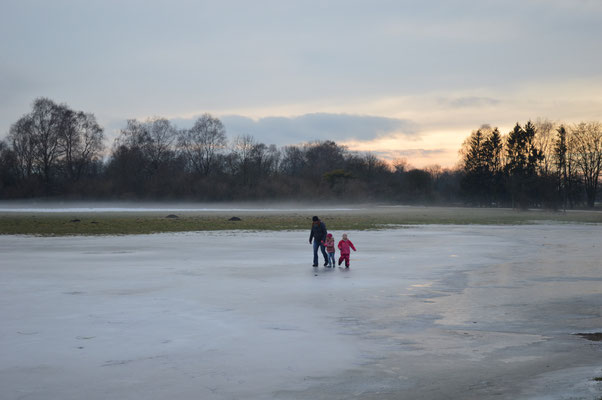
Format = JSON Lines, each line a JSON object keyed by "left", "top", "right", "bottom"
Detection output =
{"left": 368, "top": 148, "right": 455, "bottom": 169}
{"left": 219, "top": 113, "right": 418, "bottom": 146}
{"left": 372, "top": 148, "right": 447, "bottom": 159}
{"left": 389, "top": 148, "right": 447, "bottom": 157}
{"left": 440, "top": 96, "right": 501, "bottom": 109}
{"left": 104, "top": 112, "right": 418, "bottom": 150}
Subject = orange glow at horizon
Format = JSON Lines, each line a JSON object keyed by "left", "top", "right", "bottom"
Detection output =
{"left": 339, "top": 128, "right": 469, "bottom": 169}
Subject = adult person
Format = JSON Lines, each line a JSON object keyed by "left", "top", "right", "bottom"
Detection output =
{"left": 309, "top": 216, "right": 328, "bottom": 267}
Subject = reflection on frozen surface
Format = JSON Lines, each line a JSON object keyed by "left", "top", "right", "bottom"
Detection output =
{"left": 1, "top": 225, "right": 601, "bottom": 399}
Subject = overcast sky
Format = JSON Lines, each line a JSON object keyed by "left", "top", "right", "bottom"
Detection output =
{"left": 2, "top": 0, "right": 602, "bottom": 167}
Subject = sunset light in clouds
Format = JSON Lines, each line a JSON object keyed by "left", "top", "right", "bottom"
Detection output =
{"left": 2, "top": 1, "right": 602, "bottom": 168}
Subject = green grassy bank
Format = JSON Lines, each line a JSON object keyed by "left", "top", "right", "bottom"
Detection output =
{"left": 1, "top": 206, "right": 601, "bottom": 236}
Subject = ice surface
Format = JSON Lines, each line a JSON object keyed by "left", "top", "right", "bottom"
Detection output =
{"left": 1, "top": 225, "right": 601, "bottom": 399}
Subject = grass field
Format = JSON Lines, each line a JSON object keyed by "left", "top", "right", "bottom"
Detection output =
{"left": 1, "top": 206, "right": 601, "bottom": 236}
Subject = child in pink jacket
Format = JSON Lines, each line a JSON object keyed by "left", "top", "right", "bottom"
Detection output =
{"left": 337, "top": 233, "right": 357, "bottom": 268}
{"left": 321, "top": 233, "right": 336, "bottom": 267}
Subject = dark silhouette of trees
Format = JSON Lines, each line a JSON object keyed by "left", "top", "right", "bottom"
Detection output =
{"left": 178, "top": 114, "right": 227, "bottom": 176}
{"left": 460, "top": 127, "right": 504, "bottom": 206}
{"left": 552, "top": 125, "right": 583, "bottom": 209}
{"left": 9, "top": 98, "right": 64, "bottom": 189}
{"left": 116, "top": 118, "right": 178, "bottom": 173}
{"left": 323, "top": 169, "right": 353, "bottom": 191}
{"left": 404, "top": 169, "right": 433, "bottom": 202}
{"left": 0, "top": 141, "right": 19, "bottom": 196}
{"left": 280, "top": 145, "right": 306, "bottom": 176}
{"left": 60, "top": 111, "right": 104, "bottom": 183}
{"left": 6, "top": 98, "right": 105, "bottom": 196}
{"left": 553, "top": 125, "right": 569, "bottom": 210}
{"left": 106, "top": 117, "right": 183, "bottom": 198}
{"left": 104, "top": 143, "right": 148, "bottom": 198}
{"left": 230, "top": 134, "right": 257, "bottom": 187}
{"left": 8, "top": 117, "right": 36, "bottom": 181}
{"left": 303, "top": 140, "right": 347, "bottom": 180}
{"left": 534, "top": 118, "right": 556, "bottom": 176}
{"left": 504, "top": 121, "right": 544, "bottom": 208}
{"left": 461, "top": 128, "right": 488, "bottom": 205}
{"left": 457, "top": 120, "right": 601, "bottom": 209}
{"left": 2, "top": 98, "right": 602, "bottom": 207}
{"left": 570, "top": 122, "right": 602, "bottom": 207}
{"left": 433, "top": 168, "right": 463, "bottom": 204}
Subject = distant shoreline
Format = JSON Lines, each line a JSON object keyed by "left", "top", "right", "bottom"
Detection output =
{"left": 0, "top": 207, "right": 361, "bottom": 213}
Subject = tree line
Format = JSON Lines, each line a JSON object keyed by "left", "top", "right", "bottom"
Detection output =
{"left": 460, "top": 120, "right": 602, "bottom": 208}
{"left": 0, "top": 98, "right": 600, "bottom": 208}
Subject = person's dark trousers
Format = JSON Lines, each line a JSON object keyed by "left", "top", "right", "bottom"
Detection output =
{"left": 313, "top": 240, "right": 328, "bottom": 265}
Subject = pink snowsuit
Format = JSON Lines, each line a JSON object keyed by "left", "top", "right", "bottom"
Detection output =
{"left": 337, "top": 239, "right": 356, "bottom": 267}
{"left": 322, "top": 237, "right": 335, "bottom": 253}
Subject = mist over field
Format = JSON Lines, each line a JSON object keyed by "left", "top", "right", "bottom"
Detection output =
{"left": 0, "top": 200, "right": 362, "bottom": 213}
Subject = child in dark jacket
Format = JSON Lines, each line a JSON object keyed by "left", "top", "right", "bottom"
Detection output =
{"left": 337, "top": 233, "right": 357, "bottom": 268}
{"left": 321, "top": 233, "right": 336, "bottom": 267}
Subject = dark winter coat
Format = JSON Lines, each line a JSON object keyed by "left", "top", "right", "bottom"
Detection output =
{"left": 309, "top": 221, "right": 327, "bottom": 243}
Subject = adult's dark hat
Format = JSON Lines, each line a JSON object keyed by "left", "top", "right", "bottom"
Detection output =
{"left": 312, "top": 216, "right": 319, "bottom": 221}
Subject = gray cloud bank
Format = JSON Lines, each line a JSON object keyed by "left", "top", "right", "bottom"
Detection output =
{"left": 222, "top": 113, "right": 417, "bottom": 145}
{"left": 173, "top": 113, "right": 418, "bottom": 146}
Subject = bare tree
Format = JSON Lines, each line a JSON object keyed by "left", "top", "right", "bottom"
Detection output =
{"left": 7, "top": 98, "right": 68, "bottom": 187}
{"left": 246, "top": 143, "right": 281, "bottom": 180}
{"left": 0, "top": 141, "right": 18, "bottom": 193}
{"left": 60, "top": 111, "right": 104, "bottom": 182}
{"left": 230, "top": 134, "right": 256, "bottom": 185}
{"left": 570, "top": 121, "right": 602, "bottom": 207}
{"left": 178, "top": 114, "right": 227, "bottom": 176}
{"left": 534, "top": 118, "right": 557, "bottom": 175}
{"left": 115, "top": 119, "right": 148, "bottom": 150}
{"left": 363, "top": 152, "right": 387, "bottom": 178}
{"left": 115, "top": 117, "right": 177, "bottom": 172}
{"left": 280, "top": 145, "right": 306, "bottom": 176}
{"left": 392, "top": 158, "right": 410, "bottom": 174}
{"left": 564, "top": 127, "right": 581, "bottom": 208}
{"left": 8, "top": 117, "right": 36, "bottom": 179}
{"left": 7, "top": 98, "right": 106, "bottom": 193}
{"left": 424, "top": 164, "right": 443, "bottom": 181}
{"left": 262, "top": 144, "right": 281, "bottom": 176}
{"left": 554, "top": 125, "right": 569, "bottom": 210}
{"left": 303, "top": 140, "right": 346, "bottom": 180}
{"left": 146, "top": 117, "right": 177, "bottom": 168}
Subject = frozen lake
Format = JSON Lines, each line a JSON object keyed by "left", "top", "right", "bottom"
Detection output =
{"left": 1, "top": 225, "right": 601, "bottom": 399}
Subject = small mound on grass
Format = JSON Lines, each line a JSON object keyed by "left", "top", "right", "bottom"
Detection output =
{"left": 575, "top": 332, "right": 602, "bottom": 341}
